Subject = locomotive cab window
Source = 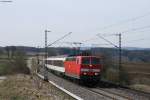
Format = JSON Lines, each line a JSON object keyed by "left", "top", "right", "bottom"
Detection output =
{"left": 82, "top": 57, "right": 90, "bottom": 64}
{"left": 91, "top": 58, "right": 100, "bottom": 64}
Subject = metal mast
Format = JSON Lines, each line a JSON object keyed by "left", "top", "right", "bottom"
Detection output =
{"left": 44, "top": 30, "right": 51, "bottom": 81}
{"left": 118, "top": 33, "right": 122, "bottom": 81}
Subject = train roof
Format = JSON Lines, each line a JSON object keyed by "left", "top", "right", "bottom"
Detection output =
{"left": 46, "top": 54, "right": 102, "bottom": 61}
{"left": 47, "top": 57, "right": 66, "bottom": 61}
{"left": 46, "top": 55, "right": 67, "bottom": 61}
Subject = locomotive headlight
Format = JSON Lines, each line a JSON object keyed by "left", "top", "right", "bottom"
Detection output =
{"left": 95, "top": 73, "right": 99, "bottom": 75}
{"left": 83, "top": 72, "right": 87, "bottom": 75}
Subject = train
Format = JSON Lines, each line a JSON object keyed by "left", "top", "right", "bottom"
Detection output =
{"left": 43, "top": 55, "right": 103, "bottom": 84}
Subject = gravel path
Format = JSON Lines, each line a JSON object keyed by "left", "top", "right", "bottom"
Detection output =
{"left": 39, "top": 68, "right": 111, "bottom": 100}
{"left": 0, "top": 76, "right": 6, "bottom": 83}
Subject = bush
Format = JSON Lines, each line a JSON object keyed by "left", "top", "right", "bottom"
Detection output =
{"left": 0, "top": 50, "right": 30, "bottom": 75}
{"left": 12, "top": 51, "right": 30, "bottom": 74}
{"left": 119, "top": 66, "right": 129, "bottom": 85}
{"left": 105, "top": 67, "right": 119, "bottom": 83}
{"left": 101, "top": 53, "right": 129, "bottom": 85}
{"left": 0, "top": 62, "right": 11, "bottom": 75}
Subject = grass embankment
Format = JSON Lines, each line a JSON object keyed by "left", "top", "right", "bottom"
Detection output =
{"left": 130, "top": 84, "right": 150, "bottom": 93}
{"left": 0, "top": 74, "right": 74, "bottom": 100}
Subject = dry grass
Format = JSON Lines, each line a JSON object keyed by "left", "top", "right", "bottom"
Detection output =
{"left": 130, "top": 84, "right": 150, "bottom": 93}
{"left": 0, "top": 74, "right": 74, "bottom": 100}
{"left": 122, "top": 62, "right": 150, "bottom": 85}
{"left": 122, "top": 62, "right": 150, "bottom": 73}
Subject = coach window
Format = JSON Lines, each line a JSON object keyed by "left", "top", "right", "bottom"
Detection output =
{"left": 51, "top": 61, "right": 54, "bottom": 65}
{"left": 66, "top": 58, "right": 71, "bottom": 61}
{"left": 66, "top": 57, "right": 76, "bottom": 61}
{"left": 47, "top": 60, "right": 51, "bottom": 65}
{"left": 45, "top": 60, "right": 48, "bottom": 64}
{"left": 47, "top": 60, "right": 49, "bottom": 64}
{"left": 53, "top": 60, "right": 64, "bottom": 67}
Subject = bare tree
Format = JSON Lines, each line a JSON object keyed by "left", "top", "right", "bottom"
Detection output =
{"left": 5, "top": 46, "right": 10, "bottom": 58}
{"left": 10, "top": 46, "right": 16, "bottom": 58}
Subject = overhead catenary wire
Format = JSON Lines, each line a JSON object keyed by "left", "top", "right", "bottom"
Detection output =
{"left": 95, "top": 11, "right": 150, "bottom": 31}
{"left": 86, "top": 25, "right": 150, "bottom": 46}
{"left": 80, "top": 11, "right": 150, "bottom": 45}
{"left": 122, "top": 25, "right": 150, "bottom": 34}
{"left": 0, "top": 0, "right": 12, "bottom": 2}
{"left": 97, "top": 34, "right": 119, "bottom": 48}
{"left": 81, "top": 37, "right": 98, "bottom": 43}
{"left": 50, "top": 41, "right": 83, "bottom": 48}
{"left": 95, "top": 25, "right": 150, "bottom": 37}
{"left": 123, "top": 38, "right": 150, "bottom": 45}
{"left": 81, "top": 33, "right": 118, "bottom": 43}
{"left": 48, "top": 32, "right": 72, "bottom": 47}
{"left": 81, "top": 24, "right": 150, "bottom": 48}
{"left": 91, "top": 43, "right": 111, "bottom": 47}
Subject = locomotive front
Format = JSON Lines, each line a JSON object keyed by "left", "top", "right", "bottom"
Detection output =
{"left": 80, "top": 56, "right": 102, "bottom": 83}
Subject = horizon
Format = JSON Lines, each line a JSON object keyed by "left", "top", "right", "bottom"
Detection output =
{"left": 1, "top": 45, "right": 150, "bottom": 50}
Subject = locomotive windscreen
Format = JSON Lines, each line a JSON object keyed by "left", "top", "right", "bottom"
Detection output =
{"left": 82, "top": 57, "right": 100, "bottom": 65}
{"left": 82, "top": 58, "right": 90, "bottom": 64}
{"left": 91, "top": 58, "right": 100, "bottom": 64}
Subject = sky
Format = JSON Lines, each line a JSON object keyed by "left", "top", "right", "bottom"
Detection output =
{"left": 0, "top": 0, "right": 150, "bottom": 48}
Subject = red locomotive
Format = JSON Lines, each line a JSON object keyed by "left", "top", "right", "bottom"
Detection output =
{"left": 46, "top": 55, "right": 103, "bottom": 83}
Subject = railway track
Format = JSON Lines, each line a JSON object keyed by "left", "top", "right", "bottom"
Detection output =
{"left": 66, "top": 78, "right": 131, "bottom": 100}
{"left": 110, "top": 87, "right": 150, "bottom": 100}
{"left": 99, "top": 88, "right": 130, "bottom": 100}
{"left": 59, "top": 74, "right": 130, "bottom": 99}
{"left": 37, "top": 71, "right": 130, "bottom": 100}
{"left": 98, "top": 80, "right": 150, "bottom": 100}
{"left": 85, "top": 87, "right": 129, "bottom": 100}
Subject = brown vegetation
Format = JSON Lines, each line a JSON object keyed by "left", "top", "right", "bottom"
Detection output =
{"left": 0, "top": 74, "right": 74, "bottom": 100}
{"left": 0, "top": 50, "right": 30, "bottom": 75}
{"left": 122, "top": 62, "right": 150, "bottom": 85}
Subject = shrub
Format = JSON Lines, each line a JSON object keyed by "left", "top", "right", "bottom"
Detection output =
{"left": 119, "top": 66, "right": 129, "bottom": 85}
{"left": 0, "top": 50, "right": 30, "bottom": 75}
{"left": 101, "top": 53, "right": 129, "bottom": 85}
{"left": 12, "top": 50, "right": 30, "bottom": 74}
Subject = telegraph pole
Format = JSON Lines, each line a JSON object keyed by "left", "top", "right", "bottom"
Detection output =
{"left": 115, "top": 33, "right": 122, "bottom": 82}
{"left": 37, "top": 46, "right": 40, "bottom": 65}
{"left": 118, "top": 33, "right": 122, "bottom": 83}
{"left": 44, "top": 30, "right": 51, "bottom": 81}
{"left": 119, "top": 33, "right": 122, "bottom": 71}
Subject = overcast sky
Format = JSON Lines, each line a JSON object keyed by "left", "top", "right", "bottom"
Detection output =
{"left": 0, "top": 0, "right": 150, "bottom": 48}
